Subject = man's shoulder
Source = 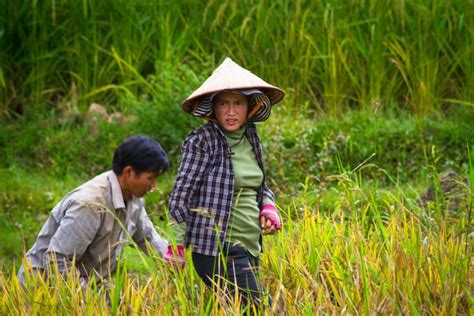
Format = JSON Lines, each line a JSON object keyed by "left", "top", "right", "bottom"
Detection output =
{"left": 68, "top": 171, "right": 112, "bottom": 206}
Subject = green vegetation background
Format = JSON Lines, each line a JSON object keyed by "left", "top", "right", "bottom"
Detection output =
{"left": 0, "top": 1, "right": 472, "bottom": 312}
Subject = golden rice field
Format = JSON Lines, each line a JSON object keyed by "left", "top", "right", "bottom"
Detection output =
{"left": 1, "top": 175, "right": 471, "bottom": 315}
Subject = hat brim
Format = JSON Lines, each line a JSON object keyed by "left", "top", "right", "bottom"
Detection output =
{"left": 182, "top": 86, "right": 284, "bottom": 114}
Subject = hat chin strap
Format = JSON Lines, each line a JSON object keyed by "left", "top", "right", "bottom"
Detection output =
{"left": 192, "top": 99, "right": 264, "bottom": 122}
{"left": 247, "top": 99, "right": 264, "bottom": 120}
{"left": 192, "top": 101, "right": 200, "bottom": 115}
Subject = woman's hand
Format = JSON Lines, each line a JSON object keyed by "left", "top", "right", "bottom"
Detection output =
{"left": 259, "top": 204, "right": 281, "bottom": 235}
{"left": 164, "top": 245, "right": 185, "bottom": 268}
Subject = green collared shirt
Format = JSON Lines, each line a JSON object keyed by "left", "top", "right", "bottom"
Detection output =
{"left": 223, "top": 125, "right": 265, "bottom": 256}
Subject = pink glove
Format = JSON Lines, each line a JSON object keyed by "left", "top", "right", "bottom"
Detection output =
{"left": 260, "top": 204, "right": 281, "bottom": 230}
{"left": 164, "top": 245, "right": 185, "bottom": 268}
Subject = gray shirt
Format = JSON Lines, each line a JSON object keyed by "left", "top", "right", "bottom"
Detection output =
{"left": 18, "top": 170, "right": 167, "bottom": 284}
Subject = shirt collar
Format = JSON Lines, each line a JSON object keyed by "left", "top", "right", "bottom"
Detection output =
{"left": 210, "top": 121, "right": 226, "bottom": 137}
{"left": 108, "top": 171, "right": 126, "bottom": 210}
{"left": 223, "top": 124, "right": 247, "bottom": 139}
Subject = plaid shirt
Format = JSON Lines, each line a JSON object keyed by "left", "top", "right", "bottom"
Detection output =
{"left": 168, "top": 121, "right": 274, "bottom": 256}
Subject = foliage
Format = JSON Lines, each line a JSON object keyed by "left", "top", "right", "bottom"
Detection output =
{"left": 0, "top": 60, "right": 206, "bottom": 177}
{"left": 262, "top": 106, "right": 474, "bottom": 197}
{"left": 1, "top": 0, "right": 472, "bottom": 115}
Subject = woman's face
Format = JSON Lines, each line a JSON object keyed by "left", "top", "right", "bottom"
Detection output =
{"left": 213, "top": 92, "right": 249, "bottom": 132}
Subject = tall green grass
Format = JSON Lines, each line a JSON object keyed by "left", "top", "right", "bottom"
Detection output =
{"left": 1, "top": 0, "right": 472, "bottom": 115}
{"left": 261, "top": 107, "right": 474, "bottom": 198}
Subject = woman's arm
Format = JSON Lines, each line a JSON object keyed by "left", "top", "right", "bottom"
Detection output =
{"left": 168, "top": 134, "right": 211, "bottom": 223}
{"left": 262, "top": 182, "right": 276, "bottom": 206}
{"left": 166, "top": 134, "right": 211, "bottom": 267}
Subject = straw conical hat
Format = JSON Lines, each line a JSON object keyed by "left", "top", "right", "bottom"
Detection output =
{"left": 181, "top": 57, "right": 285, "bottom": 114}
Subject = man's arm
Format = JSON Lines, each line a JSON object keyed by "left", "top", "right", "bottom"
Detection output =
{"left": 132, "top": 206, "right": 167, "bottom": 257}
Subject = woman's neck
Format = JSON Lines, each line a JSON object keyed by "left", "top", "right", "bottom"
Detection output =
{"left": 223, "top": 124, "right": 246, "bottom": 139}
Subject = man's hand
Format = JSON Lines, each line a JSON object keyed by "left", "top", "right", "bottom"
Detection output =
{"left": 259, "top": 204, "right": 281, "bottom": 235}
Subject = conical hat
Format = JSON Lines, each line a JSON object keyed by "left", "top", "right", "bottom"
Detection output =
{"left": 181, "top": 57, "right": 285, "bottom": 114}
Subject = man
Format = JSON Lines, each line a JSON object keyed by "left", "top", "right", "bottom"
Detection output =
{"left": 18, "top": 135, "right": 169, "bottom": 287}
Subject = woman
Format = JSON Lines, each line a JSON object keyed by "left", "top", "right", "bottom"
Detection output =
{"left": 166, "top": 57, "right": 284, "bottom": 307}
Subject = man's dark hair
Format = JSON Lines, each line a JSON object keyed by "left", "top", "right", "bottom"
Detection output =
{"left": 112, "top": 135, "right": 169, "bottom": 176}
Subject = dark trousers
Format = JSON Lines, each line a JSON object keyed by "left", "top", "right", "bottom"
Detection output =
{"left": 192, "top": 242, "right": 268, "bottom": 307}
